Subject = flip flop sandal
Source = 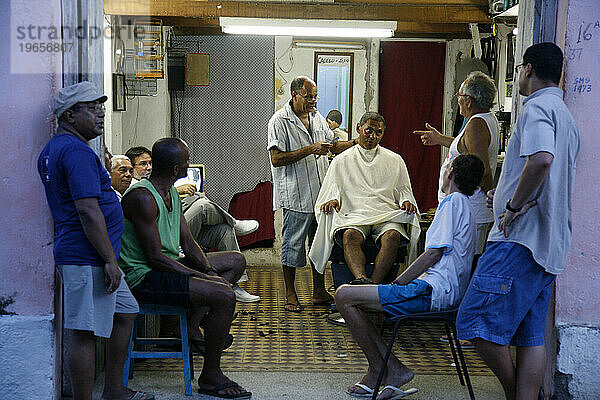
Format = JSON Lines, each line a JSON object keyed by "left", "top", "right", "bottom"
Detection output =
{"left": 128, "top": 391, "right": 155, "bottom": 400}
{"left": 198, "top": 381, "right": 252, "bottom": 399}
{"left": 378, "top": 385, "right": 418, "bottom": 399}
{"left": 346, "top": 382, "right": 374, "bottom": 398}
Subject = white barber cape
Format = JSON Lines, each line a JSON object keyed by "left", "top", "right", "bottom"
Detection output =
{"left": 309, "top": 145, "right": 421, "bottom": 273}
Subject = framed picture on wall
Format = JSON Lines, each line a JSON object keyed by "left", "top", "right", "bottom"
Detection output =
{"left": 112, "top": 73, "right": 126, "bottom": 111}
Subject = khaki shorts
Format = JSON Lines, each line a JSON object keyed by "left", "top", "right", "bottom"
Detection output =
{"left": 334, "top": 221, "right": 404, "bottom": 247}
{"left": 57, "top": 265, "right": 139, "bottom": 338}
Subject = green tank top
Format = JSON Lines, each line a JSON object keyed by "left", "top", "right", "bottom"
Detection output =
{"left": 119, "top": 179, "right": 181, "bottom": 288}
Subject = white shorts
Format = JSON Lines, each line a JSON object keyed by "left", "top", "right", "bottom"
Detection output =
{"left": 57, "top": 265, "right": 139, "bottom": 338}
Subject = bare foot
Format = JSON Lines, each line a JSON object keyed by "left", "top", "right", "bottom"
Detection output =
{"left": 377, "top": 368, "right": 415, "bottom": 400}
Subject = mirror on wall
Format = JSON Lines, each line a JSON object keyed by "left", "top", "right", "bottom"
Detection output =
{"left": 314, "top": 52, "right": 354, "bottom": 131}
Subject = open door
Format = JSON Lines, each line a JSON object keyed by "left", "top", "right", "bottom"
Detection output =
{"left": 379, "top": 41, "right": 446, "bottom": 212}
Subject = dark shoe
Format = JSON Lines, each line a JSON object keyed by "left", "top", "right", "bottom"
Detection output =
{"left": 326, "top": 312, "right": 345, "bottom": 326}
{"left": 349, "top": 277, "right": 374, "bottom": 285}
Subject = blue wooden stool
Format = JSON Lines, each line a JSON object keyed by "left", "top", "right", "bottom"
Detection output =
{"left": 123, "top": 304, "right": 193, "bottom": 396}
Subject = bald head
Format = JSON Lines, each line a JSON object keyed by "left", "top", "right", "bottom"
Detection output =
{"left": 151, "top": 138, "right": 189, "bottom": 179}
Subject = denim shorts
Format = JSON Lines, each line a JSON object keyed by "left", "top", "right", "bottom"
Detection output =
{"left": 456, "top": 241, "right": 555, "bottom": 346}
{"left": 281, "top": 209, "right": 317, "bottom": 268}
{"left": 57, "top": 265, "right": 139, "bottom": 338}
{"left": 378, "top": 279, "right": 432, "bottom": 317}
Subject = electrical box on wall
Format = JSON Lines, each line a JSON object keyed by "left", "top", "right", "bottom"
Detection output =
{"left": 186, "top": 53, "right": 210, "bottom": 86}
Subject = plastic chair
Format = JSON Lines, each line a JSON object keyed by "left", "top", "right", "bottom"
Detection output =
{"left": 371, "top": 308, "right": 475, "bottom": 400}
{"left": 123, "top": 303, "right": 194, "bottom": 396}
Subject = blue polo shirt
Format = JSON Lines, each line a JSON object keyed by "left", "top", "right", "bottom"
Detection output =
{"left": 38, "top": 130, "right": 124, "bottom": 266}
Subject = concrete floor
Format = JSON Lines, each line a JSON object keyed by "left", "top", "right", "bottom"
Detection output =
{"left": 95, "top": 370, "right": 505, "bottom": 400}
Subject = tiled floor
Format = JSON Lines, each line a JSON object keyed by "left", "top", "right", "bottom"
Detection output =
{"left": 134, "top": 265, "right": 492, "bottom": 376}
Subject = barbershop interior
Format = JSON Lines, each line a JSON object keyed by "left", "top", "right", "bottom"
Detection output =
{"left": 96, "top": 0, "right": 531, "bottom": 398}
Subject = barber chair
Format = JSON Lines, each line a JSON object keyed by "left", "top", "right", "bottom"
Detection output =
{"left": 329, "top": 235, "right": 409, "bottom": 289}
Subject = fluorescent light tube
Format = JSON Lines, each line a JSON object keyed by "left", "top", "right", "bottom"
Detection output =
{"left": 220, "top": 18, "right": 396, "bottom": 38}
{"left": 294, "top": 41, "right": 364, "bottom": 49}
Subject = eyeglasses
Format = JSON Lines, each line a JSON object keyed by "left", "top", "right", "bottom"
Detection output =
{"left": 456, "top": 92, "right": 470, "bottom": 99}
{"left": 296, "top": 92, "right": 320, "bottom": 102}
{"left": 515, "top": 63, "right": 526, "bottom": 73}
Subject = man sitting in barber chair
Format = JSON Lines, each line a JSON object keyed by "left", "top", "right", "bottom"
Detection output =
{"left": 309, "top": 112, "right": 421, "bottom": 286}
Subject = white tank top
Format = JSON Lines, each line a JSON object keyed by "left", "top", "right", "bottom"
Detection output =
{"left": 437, "top": 112, "right": 500, "bottom": 223}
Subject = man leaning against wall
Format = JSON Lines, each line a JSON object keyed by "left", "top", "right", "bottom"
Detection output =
{"left": 37, "top": 82, "right": 153, "bottom": 400}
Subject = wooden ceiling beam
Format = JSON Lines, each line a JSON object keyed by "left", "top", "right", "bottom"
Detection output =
{"left": 105, "top": 0, "right": 491, "bottom": 24}
{"left": 336, "top": 0, "right": 487, "bottom": 5}
{"left": 117, "top": 16, "right": 471, "bottom": 36}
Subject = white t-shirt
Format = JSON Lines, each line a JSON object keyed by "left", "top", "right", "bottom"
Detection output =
{"left": 419, "top": 192, "right": 475, "bottom": 311}
{"left": 488, "top": 87, "right": 580, "bottom": 275}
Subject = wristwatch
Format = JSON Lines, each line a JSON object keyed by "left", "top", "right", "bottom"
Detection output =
{"left": 352, "top": 138, "right": 358, "bottom": 145}
{"left": 505, "top": 199, "right": 522, "bottom": 213}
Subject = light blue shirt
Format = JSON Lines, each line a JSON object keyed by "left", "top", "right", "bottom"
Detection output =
{"left": 488, "top": 87, "right": 580, "bottom": 275}
{"left": 420, "top": 192, "right": 475, "bottom": 311}
{"left": 267, "top": 102, "right": 333, "bottom": 213}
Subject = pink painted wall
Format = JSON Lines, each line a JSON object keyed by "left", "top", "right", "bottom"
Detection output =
{"left": 0, "top": 1, "right": 61, "bottom": 316}
{"left": 557, "top": 0, "right": 600, "bottom": 325}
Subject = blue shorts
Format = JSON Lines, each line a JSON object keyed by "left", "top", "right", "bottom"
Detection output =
{"left": 456, "top": 242, "right": 555, "bottom": 346}
{"left": 378, "top": 279, "right": 432, "bottom": 316}
{"left": 281, "top": 209, "right": 317, "bottom": 268}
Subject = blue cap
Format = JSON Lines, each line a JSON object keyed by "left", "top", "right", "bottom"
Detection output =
{"left": 52, "top": 81, "right": 107, "bottom": 118}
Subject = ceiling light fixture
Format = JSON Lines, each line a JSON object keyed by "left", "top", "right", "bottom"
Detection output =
{"left": 220, "top": 18, "right": 396, "bottom": 38}
{"left": 293, "top": 41, "right": 364, "bottom": 50}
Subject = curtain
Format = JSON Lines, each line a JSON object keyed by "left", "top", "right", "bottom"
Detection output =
{"left": 379, "top": 41, "right": 446, "bottom": 212}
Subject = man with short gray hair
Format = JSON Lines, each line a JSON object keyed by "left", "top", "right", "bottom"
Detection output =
{"left": 110, "top": 155, "right": 134, "bottom": 199}
{"left": 38, "top": 81, "right": 152, "bottom": 400}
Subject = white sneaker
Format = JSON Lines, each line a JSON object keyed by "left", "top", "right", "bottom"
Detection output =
{"left": 234, "top": 219, "right": 259, "bottom": 236}
{"left": 233, "top": 285, "right": 261, "bottom": 303}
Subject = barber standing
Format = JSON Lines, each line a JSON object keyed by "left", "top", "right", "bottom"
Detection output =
{"left": 268, "top": 76, "right": 355, "bottom": 312}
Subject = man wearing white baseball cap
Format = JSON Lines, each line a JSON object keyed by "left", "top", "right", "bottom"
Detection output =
{"left": 38, "top": 82, "right": 153, "bottom": 400}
